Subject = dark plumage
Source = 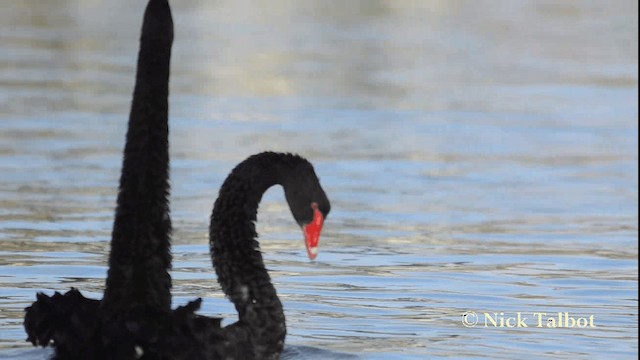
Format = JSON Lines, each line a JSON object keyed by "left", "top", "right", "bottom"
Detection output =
{"left": 24, "top": 289, "right": 100, "bottom": 358}
{"left": 102, "top": 0, "right": 173, "bottom": 316}
{"left": 23, "top": 1, "right": 331, "bottom": 359}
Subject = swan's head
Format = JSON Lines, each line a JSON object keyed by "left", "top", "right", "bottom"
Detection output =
{"left": 282, "top": 157, "right": 331, "bottom": 260}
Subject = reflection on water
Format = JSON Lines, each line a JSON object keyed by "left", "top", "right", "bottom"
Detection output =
{"left": 0, "top": 0, "right": 637, "bottom": 359}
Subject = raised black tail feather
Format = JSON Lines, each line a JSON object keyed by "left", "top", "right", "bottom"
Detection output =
{"left": 102, "top": 0, "right": 174, "bottom": 314}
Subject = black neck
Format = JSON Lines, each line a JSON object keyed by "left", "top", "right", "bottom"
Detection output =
{"left": 210, "top": 153, "right": 295, "bottom": 357}
{"left": 103, "top": 0, "right": 174, "bottom": 314}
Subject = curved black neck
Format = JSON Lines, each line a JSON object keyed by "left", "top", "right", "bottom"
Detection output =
{"left": 103, "top": 0, "right": 174, "bottom": 314}
{"left": 210, "top": 153, "right": 295, "bottom": 358}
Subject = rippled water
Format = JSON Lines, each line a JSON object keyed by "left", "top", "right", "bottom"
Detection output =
{"left": 0, "top": 1, "right": 638, "bottom": 359}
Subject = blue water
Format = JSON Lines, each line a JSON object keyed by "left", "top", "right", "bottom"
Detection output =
{"left": 0, "top": 1, "right": 637, "bottom": 359}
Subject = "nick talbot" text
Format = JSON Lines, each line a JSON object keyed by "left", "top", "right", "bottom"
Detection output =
{"left": 483, "top": 312, "right": 596, "bottom": 328}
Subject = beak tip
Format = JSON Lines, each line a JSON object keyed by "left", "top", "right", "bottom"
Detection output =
{"left": 307, "top": 246, "right": 318, "bottom": 260}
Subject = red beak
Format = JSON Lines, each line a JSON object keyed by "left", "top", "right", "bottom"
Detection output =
{"left": 303, "top": 203, "right": 324, "bottom": 260}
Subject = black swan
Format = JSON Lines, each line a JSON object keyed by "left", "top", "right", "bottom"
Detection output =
{"left": 24, "top": 1, "right": 331, "bottom": 359}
